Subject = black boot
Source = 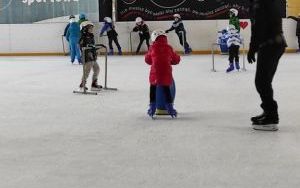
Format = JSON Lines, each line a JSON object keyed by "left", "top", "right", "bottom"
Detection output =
{"left": 251, "top": 112, "right": 266, "bottom": 123}
{"left": 91, "top": 79, "right": 103, "bottom": 91}
{"left": 79, "top": 82, "right": 88, "bottom": 91}
{"left": 252, "top": 112, "right": 279, "bottom": 131}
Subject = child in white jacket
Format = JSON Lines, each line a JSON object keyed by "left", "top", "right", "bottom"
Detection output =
{"left": 226, "top": 25, "right": 243, "bottom": 73}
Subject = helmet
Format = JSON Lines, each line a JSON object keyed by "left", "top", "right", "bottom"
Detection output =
{"left": 135, "top": 17, "right": 143, "bottom": 24}
{"left": 229, "top": 8, "right": 238, "bottom": 17}
{"left": 79, "top": 13, "right": 86, "bottom": 20}
{"left": 104, "top": 17, "right": 112, "bottom": 23}
{"left": 80, "top": 21, "right": 94, "bottom": 30}
{"left": 173, "top": 14, "right": 181, "bottom": 19}
{"left": 227, "top": 24, "right": 237, "bottom": 34}
{"left": 69, "top": 15, "right": 75, "bottom": 19}
{"left": 151, "top": 29, "right": 167, "bottom": 42}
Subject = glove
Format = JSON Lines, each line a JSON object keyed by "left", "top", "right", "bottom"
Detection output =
{"left": 165, "top": 30, "right": 169, "bottom": 33}
{"left": 247, "top": 47, "right": 256, "bottom": 64}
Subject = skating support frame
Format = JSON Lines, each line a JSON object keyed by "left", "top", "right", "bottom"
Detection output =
{"left": 211, "top": 42, "right": 247, "bottom": 72}
{"left": 73, "top": 44, "right": 117, "bottom": 95}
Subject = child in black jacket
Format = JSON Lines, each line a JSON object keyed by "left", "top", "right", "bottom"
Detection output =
{"left": 132, "top": 17, "right": 150, "bottom": 54}
{"left": 78, "top": 21, "right": 102, "bottom": 91}
{"left": 165, "top": 14, "right": 192, "bottom": 54}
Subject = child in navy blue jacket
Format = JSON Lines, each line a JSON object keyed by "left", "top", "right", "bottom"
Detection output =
{"left": 100, "top": 17, "right": 122, "bottom": 55}
{"left": 165, "top": 14, "right": 192, "bottom": 54}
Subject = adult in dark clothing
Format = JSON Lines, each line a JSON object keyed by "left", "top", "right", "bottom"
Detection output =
{"left": 165, "top": 14, "right": 192, "bottom": 54}
{"left": 132, "top": 17, "right": 150, "bottom": 54}
{"left": 248, "top": 0, "right": 287, "bottom": 131}
{"left": 288, "top": 14, "right": 300, "bottom": 52}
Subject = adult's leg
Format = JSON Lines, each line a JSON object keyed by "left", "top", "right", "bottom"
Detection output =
{"left": 255, "top": 45, "right": 285, "bottom": 114}
{"left": 69, "top": 40, "right": 76, "bottom": 62}
{"left": 298, "top": 35, "right": 300, "bottom": 49}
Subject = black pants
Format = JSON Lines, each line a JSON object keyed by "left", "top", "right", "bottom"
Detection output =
{"left": 136, "top": 35, "right": 150, "bottom": 53}
{"left": 255, "top": 45, "right": 285, "bottom": 114}
{"left": 298, "top": 36, "right": 300, "bottom": 49}
{"left": 228, "top": 45, "right": 240, "bottom": 63}
{"left": 176, "top": 32, "right": 190, "bottom": 49}
{"left": 108, "top": 36, "right": 121, "bottom": 50}
{"left": 150, "top": 85, "right": 172, "bottom": 104}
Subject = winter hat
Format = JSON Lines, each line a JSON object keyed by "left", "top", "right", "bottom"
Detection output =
{"left": 151, "top": 29, "right": 167, "bottom": 42}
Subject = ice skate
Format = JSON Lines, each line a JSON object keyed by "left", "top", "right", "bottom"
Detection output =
{"left": 79, "top": 82, "right": 88, "bottom": 91}
{"left": 147, "top": 103, "right": 156, "bottom": 118}
{"left": 165, "top": 103, "right": 177, "bottom": 118}
{"left": 91, "top": 79, "right": 103, "bottom": 91}
{"left": 252, "top": 114, "right": 279, "bottom": 131}
{"left": 118, "top": 48, "right": 123, "bottom": 55}
{"left": 226, "top": 63, "right": 234, "bottom": 73}
{"left": 251, "top": 112, "right": 266, "bottom": 123}
{"left": 235, "top": 62, "right": 240, "bottom": 71}
{"left": 108, "top": 49, "right": 114, "bottom": 55}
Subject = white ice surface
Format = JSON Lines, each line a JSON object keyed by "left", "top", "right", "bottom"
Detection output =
{"left": 0, "top": 54, "right": 300, "bottom": 188}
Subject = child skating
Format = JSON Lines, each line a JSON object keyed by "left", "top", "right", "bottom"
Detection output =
{"left": 229, "top": 8, "right": 240, "bottom": 33}
{"left": 145, "top": 29, "right": 181, "bottom": 118}
{"left": 226, "top": 25, "right": 243, "bottom": 73}
{"left": 100, "top": 17, "right": 122, "bottom": 55}
{"left": 165, "top": 14, "right": 192, "bottom": 54}
{"left": 78, "top": 21, "right": 102, "bottom": 91}
{"left": 132, "top": 17, "right": 150, "bottom": 54}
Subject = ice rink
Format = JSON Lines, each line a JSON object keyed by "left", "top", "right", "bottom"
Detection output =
{"left": 0, "top": 54, "right": 300, "bottom": 188}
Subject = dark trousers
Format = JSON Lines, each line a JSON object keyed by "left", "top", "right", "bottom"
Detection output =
{"left": 150, "top": 85, "right": 172, "bottom": 104}
{"left": 298, "top": 36, "right": 300, "bottom": 49}
{"left": 255, "top": 45, "right": 285, "bottom": 114}
{"left": 136, "top": 35, "right": 150, "bottom": 53}
{"left": 228, "top": 45, "right": 240, "bottom": 63}
{"left": 108, "top": 36, "right": 121, "bottom": 50}
{"left": 176, "top": 32, "right": 190, "bottom": 49}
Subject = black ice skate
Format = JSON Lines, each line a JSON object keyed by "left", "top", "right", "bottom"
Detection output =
{"left": 252, "top": 113, "right": 279, "bottom": 131}
{"left": 251, "top": 113, "right": 266, "bottom": 123}
{"left": 91, "top": 79, "right": 103, "bottom": 91}
{"left": 79, "top": 82, "right": 88, "bottom": 91}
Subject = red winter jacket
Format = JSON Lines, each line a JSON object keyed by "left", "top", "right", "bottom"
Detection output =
{"left": 145, "top": 36, "right": 180, "bottom": 86}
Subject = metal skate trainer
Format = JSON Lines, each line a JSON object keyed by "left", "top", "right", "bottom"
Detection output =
{"left": 73, "top": 44, "right": 117, "bottom": 95}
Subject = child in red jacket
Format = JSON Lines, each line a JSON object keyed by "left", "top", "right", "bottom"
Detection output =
{"left": 145, "top": 29, "right": 181, "bottom": 118}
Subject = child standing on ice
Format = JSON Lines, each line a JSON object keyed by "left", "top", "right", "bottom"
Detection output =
{"left": 78, "top": 21, "right": 102, "bottom": 91}
{"left": 229, "top": 9, "right": 240, "bottom": 33}
{"left": 145, "top": 30, "right": 181, "bottom": 118}
{"left": 165, "top": 14, "right": 192, "bottom": 54}
{"left": 226, "top": 25, "right": 243, "bottom": 73}
{"left": 100, "top": 17, "right": 122, "bottom": 55}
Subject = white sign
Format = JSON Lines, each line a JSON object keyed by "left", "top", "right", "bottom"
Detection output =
{"left": 22, "top": 0, "right": 79, "bottom": 6}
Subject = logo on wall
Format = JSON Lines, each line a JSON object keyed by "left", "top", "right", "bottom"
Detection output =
{"left": 116, "top": 0, "right": 255, "bottom": 21}
{"left": 0, "top": 0, "right": 13, "bottom": 11}
{"left": 149, "top": 0, "right": 187, "bottom": 8}
{"left": 121, "top": 0, "right": 137, "bottom": 4}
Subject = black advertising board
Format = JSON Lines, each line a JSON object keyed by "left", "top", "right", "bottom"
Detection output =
{"left": 99, "top": 0, "right": 112, "bottom": 21}
{"left": 116, "top": 0, "right": 286, "bottom": 21}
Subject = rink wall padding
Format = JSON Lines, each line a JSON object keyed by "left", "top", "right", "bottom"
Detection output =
{"left": 0, "top": 19, "right": 299, "bottom": 54}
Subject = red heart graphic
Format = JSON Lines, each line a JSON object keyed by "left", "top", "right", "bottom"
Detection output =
{"left": 240, "top": 21, "right": 249, "bottom": 30}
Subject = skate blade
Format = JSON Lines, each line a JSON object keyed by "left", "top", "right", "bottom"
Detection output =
{"left": 73, "top": 88, "right": 98, "bottom": 95}
{"left": 252, "top": 124, "right": 278, "bottom": 131}
{"left": 90, "top": 88, "right": 102, "bottom": 92}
